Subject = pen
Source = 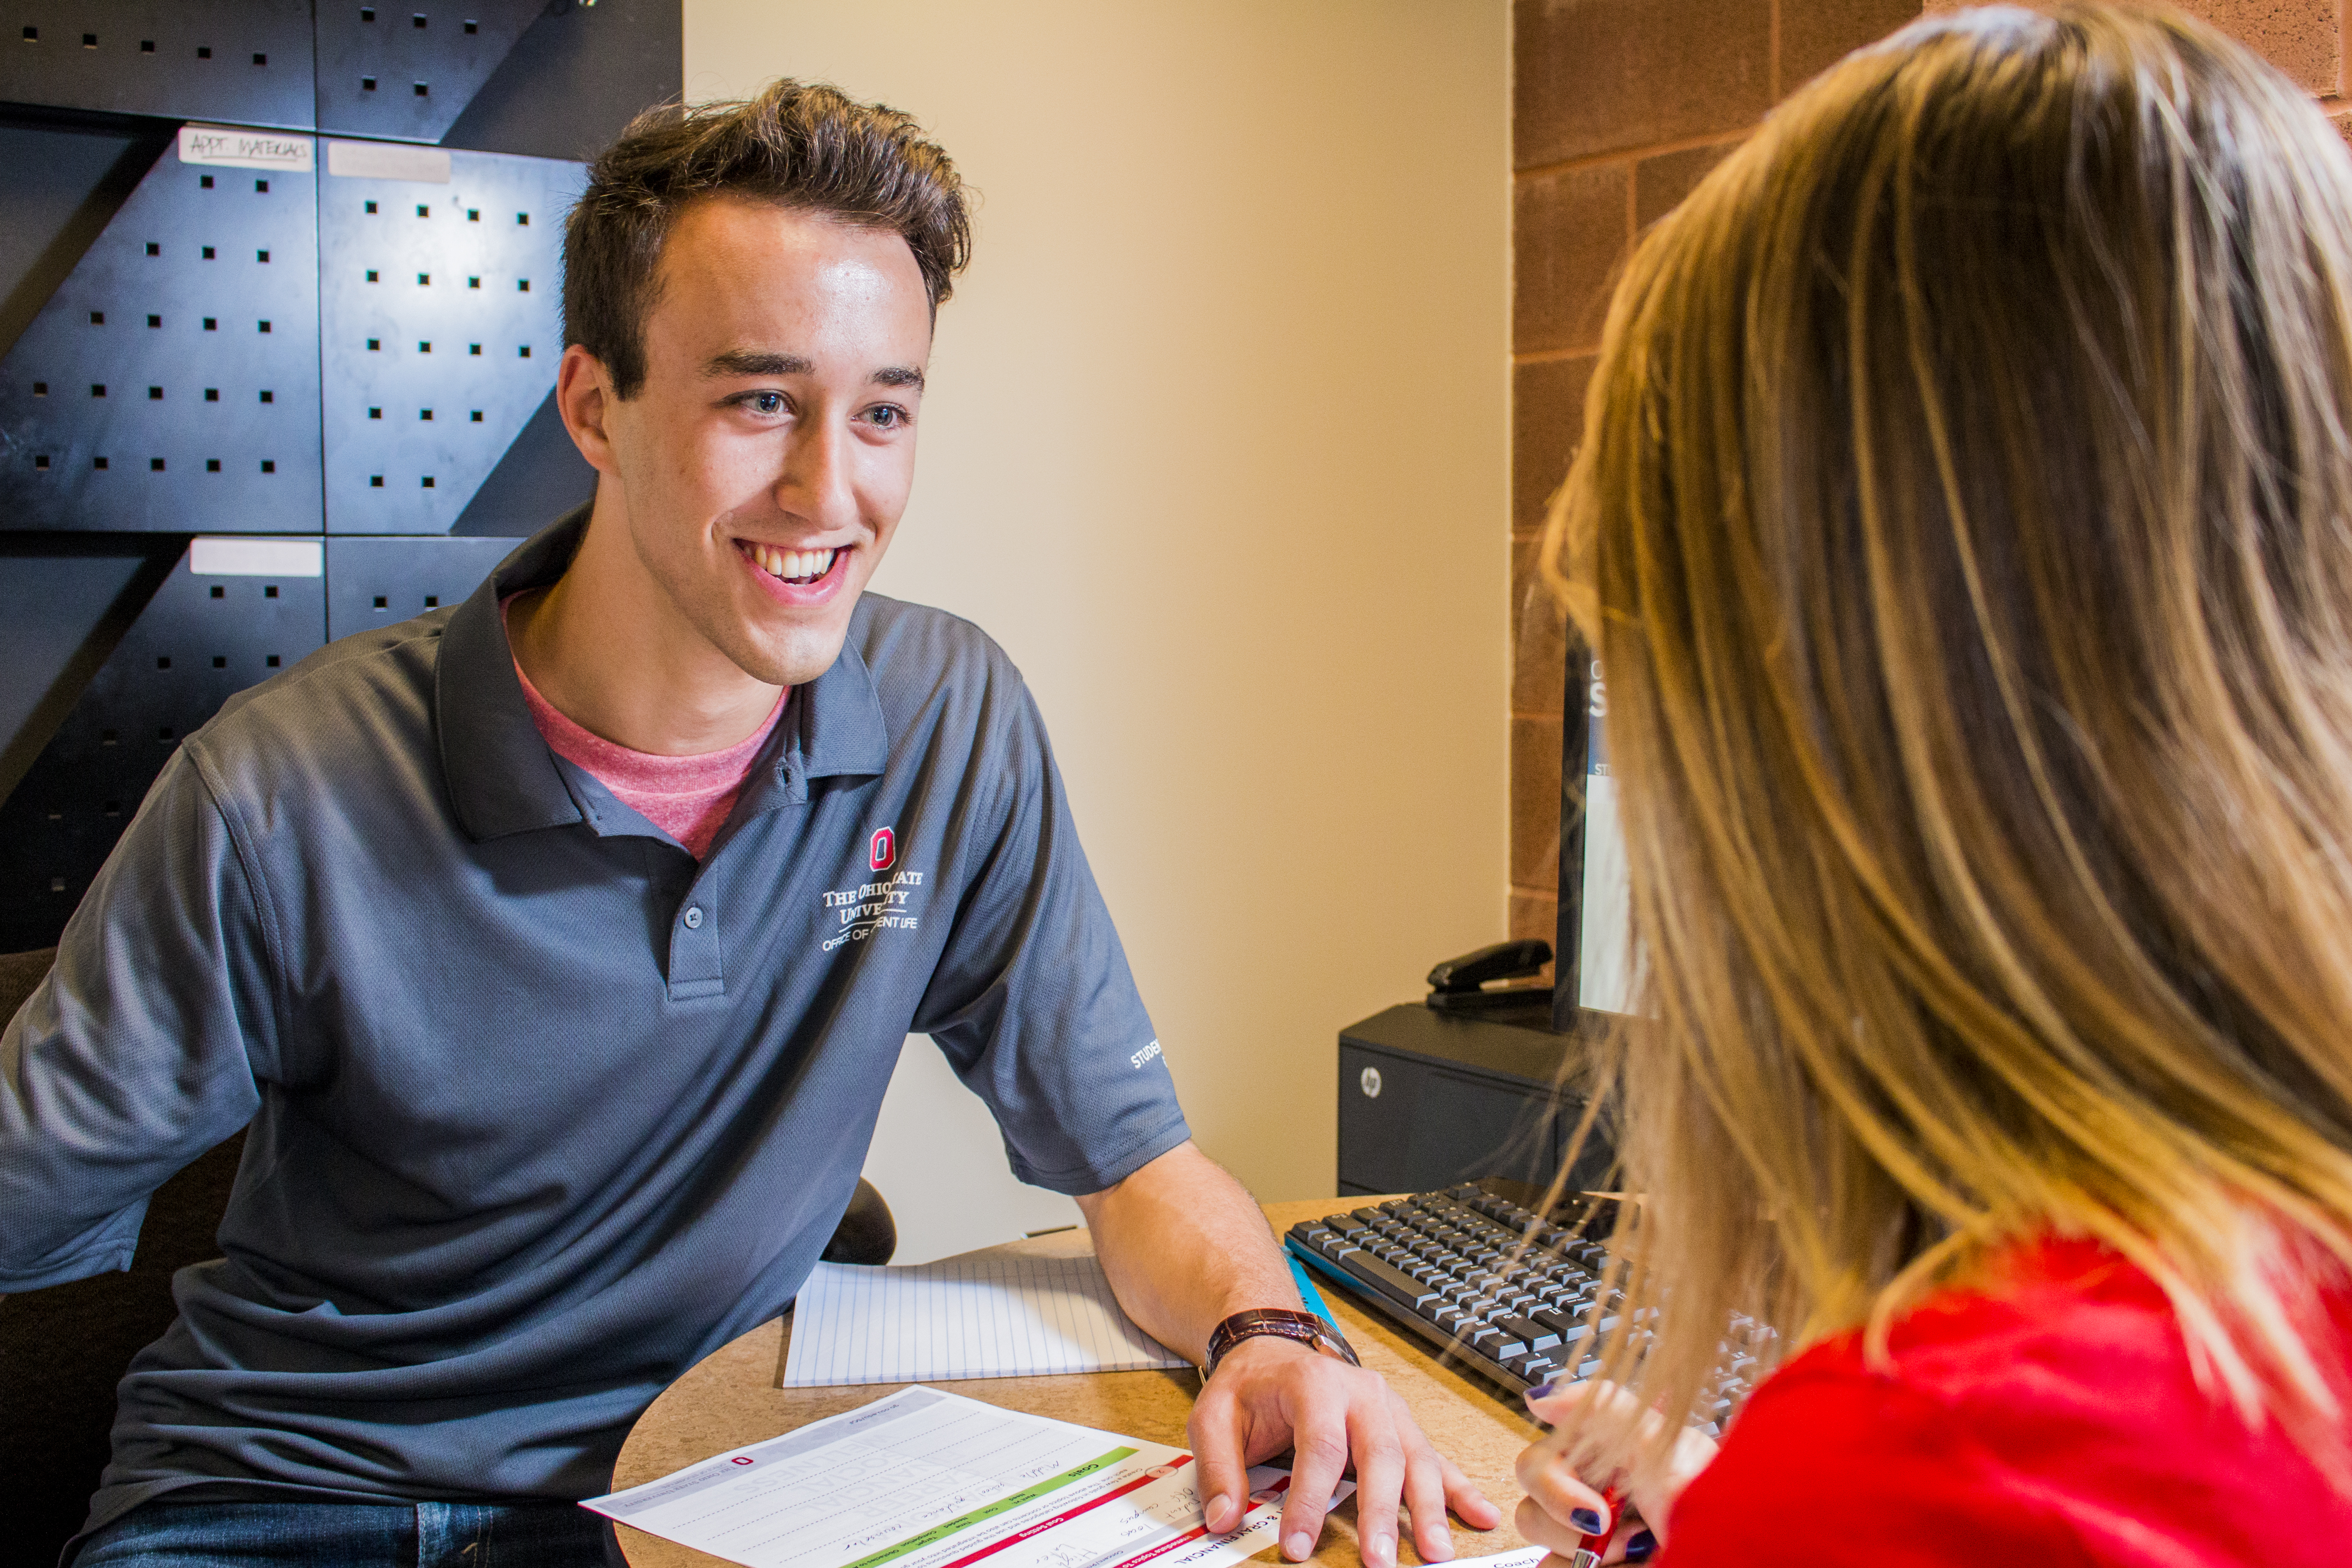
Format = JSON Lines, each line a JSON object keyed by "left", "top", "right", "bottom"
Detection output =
{"left": 1568, "top": 1488, "right": 1622, "bottom": 1568}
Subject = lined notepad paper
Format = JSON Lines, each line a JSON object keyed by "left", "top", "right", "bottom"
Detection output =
{"left": 783, "top": 1253, "right": 1189, "bottom": 1387}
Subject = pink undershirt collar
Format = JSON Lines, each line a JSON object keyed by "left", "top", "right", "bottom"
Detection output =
{"left": 502, "top": 596, "right": 785, "bottom": 859}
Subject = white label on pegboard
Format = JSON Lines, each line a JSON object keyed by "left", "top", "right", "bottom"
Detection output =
{"left": 190, "top": 539, "right": 324, "bottom": 577}
{"left": 325, "top": 140, "right": 453, "bottom": 184}
{"left": 179, "top": 126, "right": 315, "bottom": 172}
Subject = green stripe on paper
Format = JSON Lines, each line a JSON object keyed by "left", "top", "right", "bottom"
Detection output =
{"left": 839, "top": 1447, "right": 1140, "bottom": 1568}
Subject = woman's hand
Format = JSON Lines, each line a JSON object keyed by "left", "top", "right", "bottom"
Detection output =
{"left": 1514, "top": 1381, "right": 1720, "bottom": 1563}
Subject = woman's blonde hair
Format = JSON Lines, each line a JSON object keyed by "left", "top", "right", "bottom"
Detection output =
{"left": 1545, "top": 1, "right": 2352, "bottom": 1472}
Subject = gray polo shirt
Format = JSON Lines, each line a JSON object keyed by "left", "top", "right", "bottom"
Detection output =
{"left": 0, "top": 510, "right": 1189, "bottom": 1534}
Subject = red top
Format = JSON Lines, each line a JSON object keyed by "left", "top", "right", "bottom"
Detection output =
{"left": 1665, "top": 1237, "right": 2352, "bottom": 1566}
{"left": 503, "top": 597, "right": 785, "bottom": 860}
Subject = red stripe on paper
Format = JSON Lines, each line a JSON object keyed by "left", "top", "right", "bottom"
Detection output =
{"left": 934, "top": 1456, "right": 1194, "bottom": 1568}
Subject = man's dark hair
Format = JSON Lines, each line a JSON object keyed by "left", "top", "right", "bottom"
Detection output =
{"left": 565, "top": 80, "right": 971, "bottom": 398}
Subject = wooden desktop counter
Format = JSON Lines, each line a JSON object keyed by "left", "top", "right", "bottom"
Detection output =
{"left": 611, "top": 1198, "right": 1544, "bottom": 1568}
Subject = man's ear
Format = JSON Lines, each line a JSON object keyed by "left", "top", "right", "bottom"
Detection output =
{"left": 555, "top": 344, "right": 624, "bottom": 479}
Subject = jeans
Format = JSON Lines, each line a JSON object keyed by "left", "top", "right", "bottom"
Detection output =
{"left": 71, "top": 1498, "right": 623, "bottom": 1568}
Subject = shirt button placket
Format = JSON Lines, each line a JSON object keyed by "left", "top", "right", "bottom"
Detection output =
{"left": 667, "top": 898, "right": 724, "bottom": 997}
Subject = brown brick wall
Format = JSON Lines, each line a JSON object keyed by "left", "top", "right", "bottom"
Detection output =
{"left": 1507, "top": 0, "right": 2352, "bottom": 952}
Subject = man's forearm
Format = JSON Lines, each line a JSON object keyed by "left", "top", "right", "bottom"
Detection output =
{"left": 1076, "top": 1141, "right": 1300, "bottom": 1363}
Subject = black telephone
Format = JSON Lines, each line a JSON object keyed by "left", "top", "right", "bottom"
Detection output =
{"left": 1423, "top": 938, "right": 1553, "bottom": 1013}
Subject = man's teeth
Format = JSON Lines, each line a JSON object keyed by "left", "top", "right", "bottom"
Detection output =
{"left": 746, "top": 543, "right": 838, "bottom": 583}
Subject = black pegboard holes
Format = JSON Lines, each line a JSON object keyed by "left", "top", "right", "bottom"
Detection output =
{"left": 318, "top": 147, "right": 579, "bottom": 531}
{"left": 0, "top": 131, "right": 324, "bottom": 530}
{"left": 324, "top": 535, "right": 512, "bottom": 640}
{"left": 0, "top": 542, "right": 328, "bottom": 944}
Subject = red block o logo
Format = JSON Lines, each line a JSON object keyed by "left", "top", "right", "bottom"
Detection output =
{"left": 869, "top": 827, "right": 896, "bottom": 872}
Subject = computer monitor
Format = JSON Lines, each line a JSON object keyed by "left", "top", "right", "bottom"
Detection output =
{"left": 1553, "top": 647, "right": 1637, "bottom": 1031}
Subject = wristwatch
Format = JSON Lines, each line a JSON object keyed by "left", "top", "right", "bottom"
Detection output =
{"left": 1201, "top": 1307, "right": 1360, "bottom": 1380}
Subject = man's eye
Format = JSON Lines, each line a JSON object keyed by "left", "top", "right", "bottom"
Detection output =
{"left": 868, "top": 405, "right": 905, "bottom": 429}
{"left": 748, "top": 392, "right": 785, "bottom": 415}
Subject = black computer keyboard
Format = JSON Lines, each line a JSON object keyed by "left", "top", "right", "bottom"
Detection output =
{"left": 1284, "top": 1179, "right": 1769, "bottom": 1435}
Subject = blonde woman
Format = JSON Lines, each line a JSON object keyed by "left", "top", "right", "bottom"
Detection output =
{"left": 1516, "top": 6, "right": 2352, "bottom": 1563}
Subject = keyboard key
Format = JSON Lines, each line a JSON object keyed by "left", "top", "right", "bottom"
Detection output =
{"left": 1497, "top": 1313, "right": 1560, "bottom": 1351}
{"left": 1335, "top": 1249, "right": 1445, "bottom": 1312}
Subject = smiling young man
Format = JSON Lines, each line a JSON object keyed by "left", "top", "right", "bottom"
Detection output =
{"left": 0, "top": 83, "right": 1498, "bottom": 1567}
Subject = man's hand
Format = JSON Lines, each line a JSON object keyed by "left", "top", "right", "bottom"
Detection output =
{"left": 1077, "top": 1146, "right": 1500, "bottom": 1566}
{"left": 1188, "top": 1331, "right": 1500, "bottom": 1568}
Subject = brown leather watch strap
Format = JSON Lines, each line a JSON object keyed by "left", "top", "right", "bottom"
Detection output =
{"left": 1201, "top": 1307, "right": 1360, "bottom": 1380}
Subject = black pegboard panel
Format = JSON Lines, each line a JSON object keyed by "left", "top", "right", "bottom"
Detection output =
{"left": 0, "top": 1, "right": 316, "bottom": 129}
{"left": 0, "top": 535, "right": 172, "bottom": 801}
{"left": 318, "top": 143, "right": 580, "bottom": 534}
{"left": 450, "top": 384, "right": 596, "bottom": 535}
{"left": 0, "top": 131, "right": 324, "bottom": 532}
{"left": 0, "top": 535, "right": 326, "bottom": 950}
{"left": 313, "top": 0, "right": 547, "bottom": 145}
{"left": 440, "top": 0, "right": 682, "bottom": 163}
{"left": 325, "top": 533, "right": 512, "bottom": 641}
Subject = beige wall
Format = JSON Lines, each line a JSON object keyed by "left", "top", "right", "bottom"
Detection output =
{"left": 683, "top": 1, "right": 1511, "bottom": 1250}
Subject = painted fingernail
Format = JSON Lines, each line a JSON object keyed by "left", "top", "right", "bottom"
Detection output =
{"left": 1524, "top": 1379, "right": 1558, "bottom": 1401}
{"left": 1568, "top": 1508, "right": 1605, "bottom": 1535}
{"left": 1205, "top": 1496, "right": 1232, "bottom": 1530}
{"left": 1285, "top": 1532, "right": 1313, "bottom": 1561}
{"left": 1366, "top": 1532, "right": 1395, "bottom": 1567}
{"left": 1625, "top": 1529, "right": 1657, "bottom": 1563}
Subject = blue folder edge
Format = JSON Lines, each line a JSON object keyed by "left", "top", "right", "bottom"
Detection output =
{"left": 1287, "top": 1250, "right": 1339, "bottom": 1329}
